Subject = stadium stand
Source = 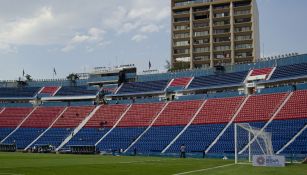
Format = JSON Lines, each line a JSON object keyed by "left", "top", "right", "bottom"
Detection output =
{"left": 188, "top": 71, "right": 248, "bottom": 90}
{"left": 32, "top": 106, "right": 94, "bottom": 148}
{"left": 66, "top": 105, "right": 129, "bottom": 147}
{"left": 55, "top": 86, "right": 98, "bottom": 96}
{"left": 116, "top": 80, "right": 169, "bottom": 95}
{"left": 0, "top": 56, "right": 307, "bottom": 158}
{"left": 270, "top": 63, "right": 307, "bottom": 80}
{"left": 0, "top": 87, "right": 40, "bottom": 98}
{"left": 2, "top": 107, "right": 64, "bottom": 149}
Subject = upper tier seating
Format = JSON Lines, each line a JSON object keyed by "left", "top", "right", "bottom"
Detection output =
{"left": 40, "top": 86, "right": 59, "bottom": 94}
{"left": 38, "top": 86, "right": 59, "bottom": 97}
{"left": 0, "top": 87, "right": 41, "bottom": 98}
{"left": 235, "top": 93, "right": 287, "bottom": 123}
{"left": 169, "top": 77, "right": 192, "bottom": 87}
{"left": 193, "top": 97, "right": 243, "bottom": 124}
{"left": 250, "top": 67, "right": 273, "bottom": 77}
{"left": 188, "top": 71, "right": 248, "bottom": 89}
{"left": 116, "top": 80, "right": 169, "bottom": 95}
{"left": 270, "top": 63, "right": 307, "bottom": 80}
{"left": 55, "top": 86, "right": 98, "bottom": 96}
{"left": 153, "top": 100, "right": 203, "bottom": 126}
{"left": 275, "top": 90, "right": 307, "bottom": 120}
{"left": 117, "top": 103, "right": 164, "bottom": 127}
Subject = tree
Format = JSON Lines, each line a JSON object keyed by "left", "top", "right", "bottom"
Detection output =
{"left": 66, "top": 73, "right": 80, "bottom": 86}
{"left": 165, "top": 60, "right": 190, "bottom": 72}
{"left": 25, "top": 74, "right": 32, "bottom": 81}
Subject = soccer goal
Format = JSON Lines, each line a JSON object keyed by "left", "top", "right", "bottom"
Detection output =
{"left": 234, "top": 123, "right": 274, "bottom": 164}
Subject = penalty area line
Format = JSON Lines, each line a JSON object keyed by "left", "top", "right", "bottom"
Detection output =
{"left": 172, "top": 163, "right": 235, "bottom": 175}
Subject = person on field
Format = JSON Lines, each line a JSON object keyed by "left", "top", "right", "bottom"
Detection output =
{"left": 180, "top": 144, "right": 186, "bottom": 158}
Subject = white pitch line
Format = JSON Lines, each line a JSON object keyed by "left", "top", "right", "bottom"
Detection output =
{"left": 172, "top": 163, "right": 235, "bottom": 175}
{"left": 0, "top": 173, "right": 24, "bottom": 175}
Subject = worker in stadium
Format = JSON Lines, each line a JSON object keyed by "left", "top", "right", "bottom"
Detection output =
{"left": 180, "top": 144, "right": 186, "bottom": 158}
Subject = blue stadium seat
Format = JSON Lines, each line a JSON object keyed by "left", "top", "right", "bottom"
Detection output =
{"left": 270, "top": 63, "right": 307, "bottom": 80}
{"left": 116, "top": 80, "right": 169, "bottom": 95}
{"left": 188, "top": 71, "right": 248, "bottom": 90}
{"left": 97, "top": 127, "right": 146, "bottom": 151}
{"left": 55, "top": 86, "right": 99, "bottom": 96}
{"left": 0, "top": 87, "right": 40, "bottom": 98}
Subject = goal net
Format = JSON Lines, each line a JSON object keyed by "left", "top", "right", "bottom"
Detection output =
{"left": 235, "top": 123, "right": 274, "bottom": 164}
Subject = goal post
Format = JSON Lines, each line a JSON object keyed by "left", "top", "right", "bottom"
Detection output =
{"left": 234, "top": 123, "right": 274, "bottom": 164}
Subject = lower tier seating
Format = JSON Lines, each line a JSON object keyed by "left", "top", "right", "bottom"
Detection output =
{"left": 33, "top": 128, "right": 73, "bottom": 148}
{"left": 3, "top": 128, "right": 46, "bottom": 149}
{"left": 66, "top": 128, "right": 110, "bottom": 147}
{"left": 132, "top": 126, "right": 184, "bottom": 153}
{"left": 0, "top": 128, "right": 14, "bottom": 141}
{"left": 96, "top": 127, "right": 146, "bottom": 151}
{"left": 167, "top": 124, "right": 226, "bottom": 153}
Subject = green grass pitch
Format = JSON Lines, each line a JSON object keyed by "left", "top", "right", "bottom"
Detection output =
{"left": 0, "top": 152, "right": 306, "bottom": 175}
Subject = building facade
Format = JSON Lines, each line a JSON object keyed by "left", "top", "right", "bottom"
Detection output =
{"left": 171, "top": 0, "right": 260, "bottom": 69}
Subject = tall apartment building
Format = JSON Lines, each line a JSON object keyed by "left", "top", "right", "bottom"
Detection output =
{"left": 171, "top": 0, "right": 260, "bottom": 69}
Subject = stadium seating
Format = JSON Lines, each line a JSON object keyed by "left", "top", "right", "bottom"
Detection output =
{"left": 194, "top": 97, "right": 243, "bottom": 124}
{"left": 131, "top": 100, "right": 202, "bottom": 152}
{"left": 0, "top": 107, "right": 34, "bottom": 141}
{"left": 0, "top": 87, "right": 40, "bottom": 98}
{"left": 32, "top": 106, "right": 94, "bottom": 147}
{"left": 1, "top": 57, "right": 307, "bottom": 157}
{"left": 66, "top": 105, "right": 129, "bottom": 147}
{"left": 250, "top": 67, "right": 273, "bottom": 77}
{"left": 270, "top": 63, "right": 307, "bottom": 80}
{"left": 275, "top": 90, "right": 307, "bottom": 120}
{"left": 55, "top": 86, "right": 98, "bottom": 96}
{"left": 116, "top": 80, "right": 169, "bottom": 95}
{"left": 96, "top": 103, "right": 164, "bottom": 151}
{"left": 188, "top": 71, "right": 248, "bottom": 89}
{"left": 38, "top": 86, "right": 59, "bottom": 97}
{"left": 3, "top": 107, "right": 64, "bottom": 149}
{"left": 235, "top": 93, "right": 287, "bottom": 122}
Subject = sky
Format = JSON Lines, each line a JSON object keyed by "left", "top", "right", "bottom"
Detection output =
{"left": 0, "top": 0, "right": 307, "bottom": 80}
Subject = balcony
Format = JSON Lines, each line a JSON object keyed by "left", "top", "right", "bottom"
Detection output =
{"left": 174, "top": 0, "right": 214, "bottom": 7}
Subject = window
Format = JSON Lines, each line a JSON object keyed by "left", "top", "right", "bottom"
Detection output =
{"left": 235, "top": 35, "right": 252, "bottom": 41}
{"left": 236, "top": 44, "right": 252, "bottom": 49}
{"left": 214, "top": 37, "right": 230, "bottom": 42}
{"left": 194, "top": 31, "right": 209, "bottom": 37}
{"left": 175, "top": 25, "right": 190, "bottom": 31}
{"left": 194, "top": 47, "right": 209, "bottom": 53}
{"left": 175, "top": 41, "right": 190, "bottom": 46}
{"left": 174, "top": 33, "right": 190, "bottom": 39}
{"left": 214, "top": 45, "right": 230, "bottom": 51}
{"left": 235, "top": 26, "right": 251, "bottom": 32}
{"left": 174, "top": 48, "right": 189, "bottom": 54}
{"left": 194, "top": 22, "right": 209, "bottom": 28}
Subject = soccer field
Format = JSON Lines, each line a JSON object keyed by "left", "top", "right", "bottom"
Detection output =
{"left": 0, "top": 153, "right": 306, "bottom": 175}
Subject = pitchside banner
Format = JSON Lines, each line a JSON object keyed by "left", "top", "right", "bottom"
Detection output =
{"left": 253, "top": 155, "right": 286, "bottom": 167}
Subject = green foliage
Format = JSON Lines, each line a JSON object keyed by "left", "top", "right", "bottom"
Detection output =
{"left": 166, "top": 60, "right": 191, "bottom": 72}
{"left": 66, "top": 73, "right": 79, "bottom": 81}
